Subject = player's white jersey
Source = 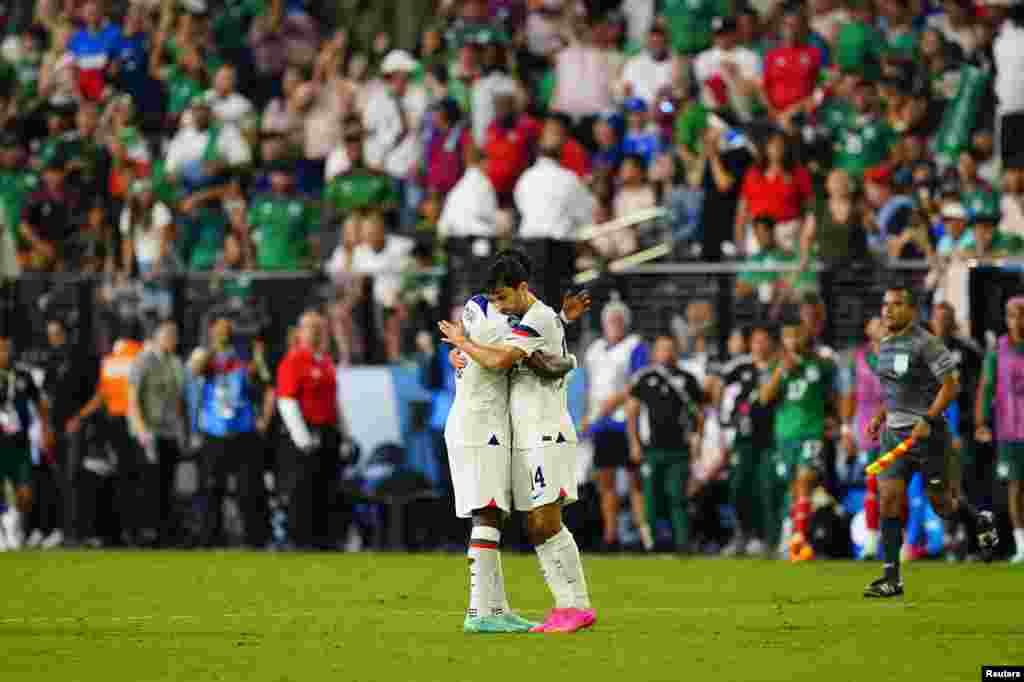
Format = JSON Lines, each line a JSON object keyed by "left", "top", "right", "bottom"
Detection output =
{"left": 504, "top": 298, "right": 578, "bottom": 449}
{"left": 444, "top": 294, "right": 512, "bottom": 448}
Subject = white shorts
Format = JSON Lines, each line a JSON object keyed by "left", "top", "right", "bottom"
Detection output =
{"left": 512, "top": 444, "right": 579, "bottom": 512}
{"left": 447, "top": 444, "right": 511, "bottom": 519}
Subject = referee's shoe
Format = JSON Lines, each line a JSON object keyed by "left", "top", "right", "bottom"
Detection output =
{"left": 864, "top": 576, "right": 904, "bottom": 598}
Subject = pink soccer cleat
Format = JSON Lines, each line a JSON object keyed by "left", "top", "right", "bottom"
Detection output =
{"left": 530, "top": 608, "right": 596, "bottom": 633}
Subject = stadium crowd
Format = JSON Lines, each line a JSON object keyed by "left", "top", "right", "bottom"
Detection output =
{"left": 0, "top": 0, "right": 1022, "bottom": 561}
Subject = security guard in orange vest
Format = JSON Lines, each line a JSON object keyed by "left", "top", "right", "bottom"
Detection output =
{"left": 67, "top": 322, "right": 145, "bottom": 546}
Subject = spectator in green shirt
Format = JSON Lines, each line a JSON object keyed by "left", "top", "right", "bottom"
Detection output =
{"left": 736, "top": 216, "right": 815, "bottom": 303}
{"left": 835, "top": 0, "right": 883, "bottom": 80}
{"left": 250, "top": 162, "right": 317, "bottom": 271}
{"left": 832, "top": 79, "right": 897, "bottom": 180}
{"left": 150, "top": 29, "right": 207, "bottom": 122}
{"left": 961, "top": 208, "right": 1023, "bottom": 259}
{"left": 663, "top": 0, "right": 733, "bottom": 56}
{"left": 323, "top": 120, "right": 399, "bottom": 227}
{"left": 0, "top": 133, "right": 39, "bottom": 246}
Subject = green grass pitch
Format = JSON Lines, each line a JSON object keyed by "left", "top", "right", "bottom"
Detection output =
{"left": 1, "top": 551, "right": 1021, "bottom": 681}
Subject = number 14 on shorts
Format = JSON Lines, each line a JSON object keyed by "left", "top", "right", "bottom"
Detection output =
{"left": 530, "top": 467, "right": 546, "bottom": 497}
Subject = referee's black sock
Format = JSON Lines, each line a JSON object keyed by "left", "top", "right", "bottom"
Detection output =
{"left": 882, "top": 517, "right": 902, "bottom": 582}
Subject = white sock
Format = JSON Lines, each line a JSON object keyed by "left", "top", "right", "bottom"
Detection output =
{"left": 535, "top": 526, "right": 591, "bottom": 610}
{"left": 1014, "top": 528, "right": 1024, "bottom": 555}
{"left": 493, "top": 550, "right": 511, "bottom": 616}
{"left": 468, "top": 526, "right": 500, "bottom": 619}
{"left": 3, "top": 509, "right": 22, "bottom": 549}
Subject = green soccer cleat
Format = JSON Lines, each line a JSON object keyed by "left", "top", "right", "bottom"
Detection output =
{"left": 463, "top": 615, "right": 533, "bottom": 634}
{"left": 497, "top": 612, "right": 541, "bottom": 632}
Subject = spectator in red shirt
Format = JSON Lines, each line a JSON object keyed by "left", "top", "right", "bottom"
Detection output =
{"left": 735, "top": 130, "right": 813, "bottom": 254}
{"left": 276, "top": 310, "right": 349, "bottom": 550}
{"left": 762, "top": 6, "right": 822, "bottom": 126}
{"left": 484, "top": 92, "right": 541, "bottom": 205}
{"left": 423, "top": 98, "right": 471, "bottom": 197}
{"left": 546, "top": 112, "right": 592, "bottom": 179}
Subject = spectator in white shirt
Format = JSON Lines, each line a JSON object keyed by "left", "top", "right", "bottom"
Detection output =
{"left": 470, "top": 38, "right": 519, "bottom": 149}
{"left": 514, "top": 124, "right": 597, "bottom": 240}
{"left": 551, "top": 21, "right": 616, "bottom": 123}
{"left": 693, "top": 16, "right": 762, "bottom": 122}
{"left": 621, "top": 0, "right": 656, "bottom": 48}
{"left": 619, "top": 23, "right": 675, "bottom": 109}
{"left": 438, "top": 145, "right": 498, "bottom": 239}
{"left": 163, "top": 102, "right": 251, "bottom": 193}
{"left": 204, "top": 64, "right": 254, "bottom": 130}
{"left": 351, "top": 210, "right": 414, "bottom": 309}
{"left": 994, "top": 4, "right": 1024, "bottom": 169}
{"left": 361, "top": 50, "right": 429, "bottom": 175}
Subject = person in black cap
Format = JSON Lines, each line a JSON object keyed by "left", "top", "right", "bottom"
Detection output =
{"left": 694, "top": 14, "right": 761, "bottom": 122}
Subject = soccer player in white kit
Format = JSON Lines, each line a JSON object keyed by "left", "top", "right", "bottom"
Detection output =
{"left": 441, "top": 252, "right": 596, "bottom": 634}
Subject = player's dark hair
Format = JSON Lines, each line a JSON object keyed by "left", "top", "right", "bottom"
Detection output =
{"left": 885, "top": 286, "right": 915, "bottom": 306}
{"left": 486, "top": 254, "right": 530, "bottom": 292}
{"left": 492, "top": 248, "right": 533, "bottom": 278}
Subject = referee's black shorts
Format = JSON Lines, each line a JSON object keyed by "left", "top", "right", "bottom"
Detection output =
{"left": 878, "top": 422, "right": 958, "bottom": 494}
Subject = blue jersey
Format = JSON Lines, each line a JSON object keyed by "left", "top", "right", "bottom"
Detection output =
{"left": 192, "top": 350, "right": 257, "bottom": 437}
{"left": 622, "top": 131, "right": 665, "bottom": 166}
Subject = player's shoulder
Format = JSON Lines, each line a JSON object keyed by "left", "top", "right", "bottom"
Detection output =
{"left": 515, "top": 299, "right": 556, "bottom": 332}
{"left": 463, "top": 294, "right": 490, "bottom": 324}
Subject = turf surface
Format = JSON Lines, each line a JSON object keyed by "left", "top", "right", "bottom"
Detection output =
{"left": 1, "top": 551, "right": 1021, "bottom": 681}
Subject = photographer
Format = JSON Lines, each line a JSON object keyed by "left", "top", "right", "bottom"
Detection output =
{"left": 189, "top": 317, "right": 272, "bottom": 548}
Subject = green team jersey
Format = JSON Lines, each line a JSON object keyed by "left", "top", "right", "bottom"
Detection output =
{"left": 738, "top": 249, "right": 817, "bottom": 292}
{"left": 961, "top": 188, "right": 1000, "bottom": 218}
{"left": 0, "top": 169, "right": 39, "bottom": 241}
{"left": 663, "top": 0, "right": 732, "bottom": 55}
{"left": 163, "top": 65, "right": 204, "bottom": 115}
{"left": 819, "top": 98, "right": 856, "bottom": 134}
{"left": 213, "top": 0, "right": 265, "bottom": 53}
{"left": 833, "top": 116, "right": 896, "bottom": 179}
{"left": 773, "top": 355, "right": 836, "bottom": 441}
{"left": 674, "top": 101, "right": 709, "bottom": 154}
{"left": 182, "top": 206, "right": 227, "bottom": 271}
{"left": 960, "top": 230, "right": 1024, "bottom": 257}
{"left": 250, "top": 194, "right": 314, "bottom": 271}
{"left": 324, "top": 167, "right": 398, "bottom": 216}
{"left": 885, "top": 30, "right": 918, "bottom": 61}
{"left": 835, "top": 20, "right": 883, "bottom": 79}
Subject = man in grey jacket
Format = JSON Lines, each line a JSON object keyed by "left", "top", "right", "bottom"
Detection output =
{"left": 129, "top": 321, "right": 187, "bottom": 547}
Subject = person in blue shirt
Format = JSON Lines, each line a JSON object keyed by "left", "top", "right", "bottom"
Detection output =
{"left": 621, "top": 97, "right": 666, "bottom": 167}
{"left": 68, "top": 1, "right": 122, "bottom": 101}
{"left": 188, "top": 316, "right": 273, "bottom": 548}
{"left": 110, "top": 4, "right": 164, "bottom": 130}
{"left": 592, "top": 112, "right": 624, "bottom": 174}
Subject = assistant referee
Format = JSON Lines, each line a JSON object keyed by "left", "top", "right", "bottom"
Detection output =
{"left": 276, "top": 310, "right": 347, "bottom": 550}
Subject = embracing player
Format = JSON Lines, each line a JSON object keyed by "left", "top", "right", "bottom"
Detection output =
{"left": 441, "top": 251, "right": 595, "bottom": 634}
{"left": 443, "top": 252, "right": 590, "bottom": 633}
{"left": 864, "top": 287, "right": 997, "bottom": 598}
